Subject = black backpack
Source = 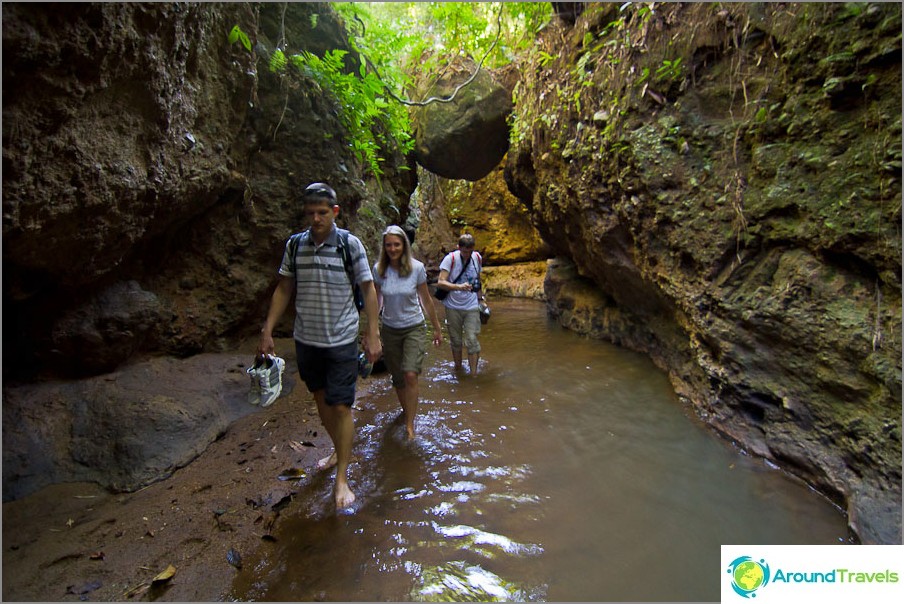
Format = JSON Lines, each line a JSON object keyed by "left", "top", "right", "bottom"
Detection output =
{"left": 287, "top": 228, "right": 365, "bottom": 311}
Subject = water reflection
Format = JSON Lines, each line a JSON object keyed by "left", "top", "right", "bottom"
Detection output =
{"left": 230, "top": 298, "right": 848, "bottom": 602}
{"left": 413, "top": 560, "right": 544, "bottom": 601}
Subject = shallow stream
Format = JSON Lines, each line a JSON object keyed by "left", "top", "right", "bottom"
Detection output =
{"left": 230, "top": 298, "right": 848, "bottom": 601}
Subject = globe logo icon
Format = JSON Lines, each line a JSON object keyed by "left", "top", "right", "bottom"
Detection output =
{"left": 726, "top": 556, "right": 770, "bottom": 598}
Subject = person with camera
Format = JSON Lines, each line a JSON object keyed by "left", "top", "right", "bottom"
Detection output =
{"left": 436, "top": 233, "right": 485, "bottom": 375}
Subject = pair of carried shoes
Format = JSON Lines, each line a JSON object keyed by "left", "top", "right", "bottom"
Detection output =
{"left": 246, "top": 354, "right": 285, "bottom": 407}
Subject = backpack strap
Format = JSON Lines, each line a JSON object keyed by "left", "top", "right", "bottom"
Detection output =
{"left": 289, "top": 229, "right": 352, "bottom": 280}
{"left": 336, "top": 228, "right": 355, "bottom": 286}
{"left": 451, "top": 250, "right": 472, "bottom": 284}
{"left": 288, "top": 228, "right": 362, "bottom": 309}
{"left": 336, "top": 228, "right": 365, "bottom": 310}
{"left": 287, "top": 231, "right": 308, "bottom": 273}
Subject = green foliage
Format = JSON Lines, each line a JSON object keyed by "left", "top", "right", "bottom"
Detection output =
{"left": 538, "top": 51, "right": 558, "bottom": 67}
{"left": 449, "top": 203, "right": 467, "bottom": 229}
{"left": 655, "top": 57, "right": 683, "bottom": 83}
{"left": 253, "top": 3, "right": 554, "bottom": 178}
{"left": 228, "top": 24, "right": 251, "bottom": 52}
{"left": 288, "top": 49, "right": 412, "bottom": 177}
{"left": 335, "top": 2, "right": 553, "bottom": 80}
{"left": 269, "top": 49, "right": 287, "bottom": 73}
{"left": 319, "top": 2, "right": 551, "bottom": 176}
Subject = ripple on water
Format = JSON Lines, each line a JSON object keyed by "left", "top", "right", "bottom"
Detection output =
{"left": 412, "top": 560, "right": 547, "bottom": 601}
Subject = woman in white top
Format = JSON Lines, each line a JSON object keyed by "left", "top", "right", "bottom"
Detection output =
{"left": 372, "top": 225, "right": 443, "bottom": 439}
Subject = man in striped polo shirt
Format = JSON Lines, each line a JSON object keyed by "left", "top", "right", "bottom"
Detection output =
{"left": 257, "top": 182, "right": 382, "bottom": 509}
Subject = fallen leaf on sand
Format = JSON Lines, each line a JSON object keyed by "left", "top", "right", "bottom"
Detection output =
{"left": 151, "top": 564, "right": 176, "bottom": 584}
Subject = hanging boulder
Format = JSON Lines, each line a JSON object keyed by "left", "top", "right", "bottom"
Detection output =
{"left": 409, "top": 55, "right": 513, "bottom": 182}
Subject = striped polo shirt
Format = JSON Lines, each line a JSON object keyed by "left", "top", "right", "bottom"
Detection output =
{"left": 278, "top": 226, "right": 373, "bottom": 347}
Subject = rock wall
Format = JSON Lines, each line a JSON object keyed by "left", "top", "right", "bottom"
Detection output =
{"left": 2, "top": 2, "right": 414, "bottom": 379}
{"left": 505, "top": 3, "right": 901, "bottom": 543}
{"left": 2, "top": 3, "right": 414, "bottom": 499}
{"left": 413, "top": 161, "right": 551, "bottom": 271}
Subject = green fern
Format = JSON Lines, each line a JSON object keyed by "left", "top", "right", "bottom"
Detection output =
{"left": 269, "top": 49, "right": 287, "bottom": 73}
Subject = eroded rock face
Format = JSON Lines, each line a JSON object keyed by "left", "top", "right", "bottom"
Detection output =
{"left": 1, "top": 354, "right": 258, "bottom": 501}
{"left": 2, "top": 3, "right": 415, "bottom": 499}
{"left": 2, "top": 2, "right": 414, "bottom": 379}
{"left": 482, "top": 261, "right": 549, "bottom": 300}
{"left": 410, "top": 56, "right": 513, "bottom": 181}
{"left": 50, "top": 281, "right": 165, "bottom": 375}
{"left": 413, "top": 162, "right": 551, "bottom": 271}
{"left": 506, "top": 3, "right": 902, "bottom": 543}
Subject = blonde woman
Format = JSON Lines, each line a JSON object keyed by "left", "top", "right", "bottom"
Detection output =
{"left": 372, "top": 225, "right": 443, "bottom": 439}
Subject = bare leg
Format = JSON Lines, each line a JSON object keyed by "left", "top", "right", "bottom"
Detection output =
{"left": 468, "top": 353, "right": 479, "bottom": 376}
{"left": 313, "top": 391, "right": 338, "bottom": 469}
{"left": 314, "top": 391, "right": 356, "bottom": 508}
{"left": 317, "top": 451, "right": 337, "bottom": 470}
{"left": 400, "top": 371, "right": 419, "bottom": 439}
{"left": 451, "top": 347, "right": 464, "bottom": 372}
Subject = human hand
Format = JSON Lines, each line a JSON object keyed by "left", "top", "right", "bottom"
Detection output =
{"left": 365, "top": 335, "right": 382, "bottom": 364}
{"left": 432, "top": 332, "right": 443, "bottom": 347}
{"left": 258, "top": 333, "right": 275, "bottom": 357}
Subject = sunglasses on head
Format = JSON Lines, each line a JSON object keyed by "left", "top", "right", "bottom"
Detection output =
{"left": 302, "top": 184, "right": 336, "bottom": 201}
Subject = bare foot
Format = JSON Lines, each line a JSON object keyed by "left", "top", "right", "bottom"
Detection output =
{"left": 317, "top": 452, "right": 337, "bottom": 470}
{"left": 335, "top": 480, "right": 356, "bottom": 509}
{"left": 406, "top": 424, "right": 416, "bottom": 440}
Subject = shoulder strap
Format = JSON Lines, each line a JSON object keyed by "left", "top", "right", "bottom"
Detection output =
{"left": 337, "top": 228, "right": 365, "bottom": 310}
{"left": 452, "top": 251, "right": 472, "bottom": 284}
{"left": 288, "top": 231, "right": 309, "bottom": 273}
{"left": 336, "top": 228, "right": 354, "bottom": 285}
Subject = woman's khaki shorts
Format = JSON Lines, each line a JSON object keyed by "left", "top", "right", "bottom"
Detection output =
{"left": 381, "top": 322, "right": 428, "bottom": 388}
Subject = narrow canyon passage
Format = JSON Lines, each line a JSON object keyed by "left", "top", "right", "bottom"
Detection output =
{"left": 230, "top": 298, "right": 848, "bottom": 602}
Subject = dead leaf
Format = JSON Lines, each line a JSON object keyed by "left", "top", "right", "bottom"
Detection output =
{"left": 151, "top": 564, "right": 176, "bottom": 584}
{"left": 66, "top": 518, "right": 75, "bottom": 528}
{"left": 89, "top": 551, "right": 106, "bottom": 561}
{"left": 277, "top": 468, "right": 306, "bottom": 481}
{"left": 122, "top": 582, "right": 149, "bottom": 599}
{"left": 289, "top": 440, "right": 315, "bottom": 452}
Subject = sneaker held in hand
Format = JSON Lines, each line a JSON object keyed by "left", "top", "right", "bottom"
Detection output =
{"left": 247, "top": 354, "right": 285, "bottom": 407}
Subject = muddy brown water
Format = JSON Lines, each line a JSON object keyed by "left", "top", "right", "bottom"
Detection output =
{"left": 229, "top": 298, "right": 848, "bottom": 602}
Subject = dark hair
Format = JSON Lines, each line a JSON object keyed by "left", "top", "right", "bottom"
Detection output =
{"left": 301, "top": 182, "right": 337, "bottom": 204}
{"left": 458, "top": 233, "right": 476, "bottom": 249}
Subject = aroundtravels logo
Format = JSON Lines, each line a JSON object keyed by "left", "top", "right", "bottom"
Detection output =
{"left": 722, "top": 545, "right": 903, "bottom": 603}
{"left": 726, "top": 556, "right": 771, "bottom": 598}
